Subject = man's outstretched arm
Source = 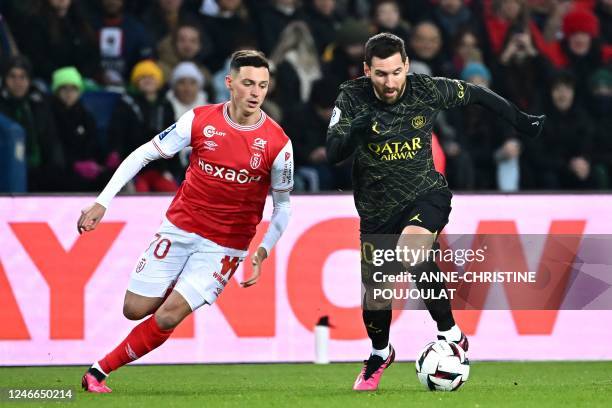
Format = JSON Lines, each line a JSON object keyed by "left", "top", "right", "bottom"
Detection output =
{"left": 432, "top": 77, "right": 545, "bottom": 138}
{"left": 77, "top": 111, "right": 194, "bottom": 234}
{"left": 242, "top": 140, "right": 294, "bottom": 288}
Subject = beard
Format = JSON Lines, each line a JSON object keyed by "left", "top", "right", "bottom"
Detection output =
{"left": 375, "top": 80, "right": 407, "bottom": 104}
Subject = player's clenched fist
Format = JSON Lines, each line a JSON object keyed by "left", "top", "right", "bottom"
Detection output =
{"left": 77, "top": 203, "right": 106, "bottom": 234}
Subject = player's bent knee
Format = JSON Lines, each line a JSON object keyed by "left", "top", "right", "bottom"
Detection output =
{"left": 154, "top": 308, "right": 187, "bottom": 330}
{"left": 154, "top": 291, "right": 192, "bottom": 330}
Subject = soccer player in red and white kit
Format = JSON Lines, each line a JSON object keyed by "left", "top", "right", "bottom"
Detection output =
{"left": 78, "top": 51, "right": 294, "bottom": 393}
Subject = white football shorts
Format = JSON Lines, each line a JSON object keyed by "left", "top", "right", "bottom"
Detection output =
{"left": 127, "top": 217, "right": 248, "bottom": 310}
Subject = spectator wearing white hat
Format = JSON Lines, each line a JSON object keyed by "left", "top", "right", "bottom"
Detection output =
{"left": 166, "top": 61, "right": 208, "bottom": 118}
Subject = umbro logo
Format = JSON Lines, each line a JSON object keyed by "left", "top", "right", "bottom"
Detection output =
{"left": 204, "top": 140, "right": 218, "bottom": 151}
{"left": 531, "top": 121, "right": 539, "bottom": 126}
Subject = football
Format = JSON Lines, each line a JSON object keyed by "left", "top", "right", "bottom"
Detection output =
{"left": 415, "top": 340, "right": 470, "bottom": 391}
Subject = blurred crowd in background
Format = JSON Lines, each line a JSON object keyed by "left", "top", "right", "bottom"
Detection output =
{"left": 0, "top": 0, "right": 610, "bottom": 193}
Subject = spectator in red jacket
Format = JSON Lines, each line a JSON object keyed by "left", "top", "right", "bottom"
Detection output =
{"left": 493, "top": 27, "right": 553, "bottom": 111}
{"left": 545, "top": 8, "right": 611, "bottom": 100}
{"left": 484, "top": 0, "right": 550, "bottom": 57}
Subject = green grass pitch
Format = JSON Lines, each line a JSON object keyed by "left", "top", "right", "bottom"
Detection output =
{"left": 1, "top": 362, "right": 612, "bottom": 407}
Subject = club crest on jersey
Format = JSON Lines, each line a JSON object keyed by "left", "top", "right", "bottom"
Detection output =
{"left": 411, "top": 116, "right": 426, "bottom": 129}
{"left": 203, "top": 125, "right": 226, "bottom": 138}
{"left": 252, "top": 138, "right": 267, "bottom": 151}
{"left": 158, "top": 123, "right": 176, "bottom": 140}
{"left": 204, "top": 140, "right": 218, "bottom": 151}
{"left": 250, "top": 152, "right": 262, "bottom": 169}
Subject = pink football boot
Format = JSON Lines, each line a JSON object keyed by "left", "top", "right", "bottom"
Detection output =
{"left": 82, "top": 372, "right": 112, "bottom": 393}
{"left": 353, "top": 345, "right": 396, "bottom": 391}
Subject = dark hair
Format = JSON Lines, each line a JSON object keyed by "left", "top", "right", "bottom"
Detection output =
{"left": 452, "top": 26, "right": 480, "bottom": 51}
{"left": 173, "top": 19, "right": 203, "bottom": 41}
{"left": 364, "top": 32, "right": 407, "bottom": 65}
{"left": 3, "top": 55, "right": 32, "bottom": 78}
{"left": 172, "top": 19, "right": 204, "bottom": 55}
{"left": 550, "top": 70, "right": 575, "bottom": 89}
{"left": 230, "top": 50, "right": 270, "bottom": 72}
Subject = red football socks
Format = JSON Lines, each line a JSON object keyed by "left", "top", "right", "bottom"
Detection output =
{"left": 99, "top": 315, "right": 174, "bottom": 374}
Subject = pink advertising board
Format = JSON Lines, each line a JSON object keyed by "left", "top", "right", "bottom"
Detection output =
{"left": 0, "top": 194, "right": 611, "bottom": 365}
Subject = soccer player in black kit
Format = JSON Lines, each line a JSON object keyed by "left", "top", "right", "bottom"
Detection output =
{"left": 326, "top": 33, "right": 545, "bottom": 391}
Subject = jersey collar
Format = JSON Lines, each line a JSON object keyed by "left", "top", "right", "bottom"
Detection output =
{"left": 223, "top": 102, "right": 266, "bottom": 131}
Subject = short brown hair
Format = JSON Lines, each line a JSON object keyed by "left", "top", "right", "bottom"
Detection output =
{"left": 364, "top": 32, "right": 407, "bottom": 66}
{"left": 230, "top": 50, "right": 270, "bottom": 72}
